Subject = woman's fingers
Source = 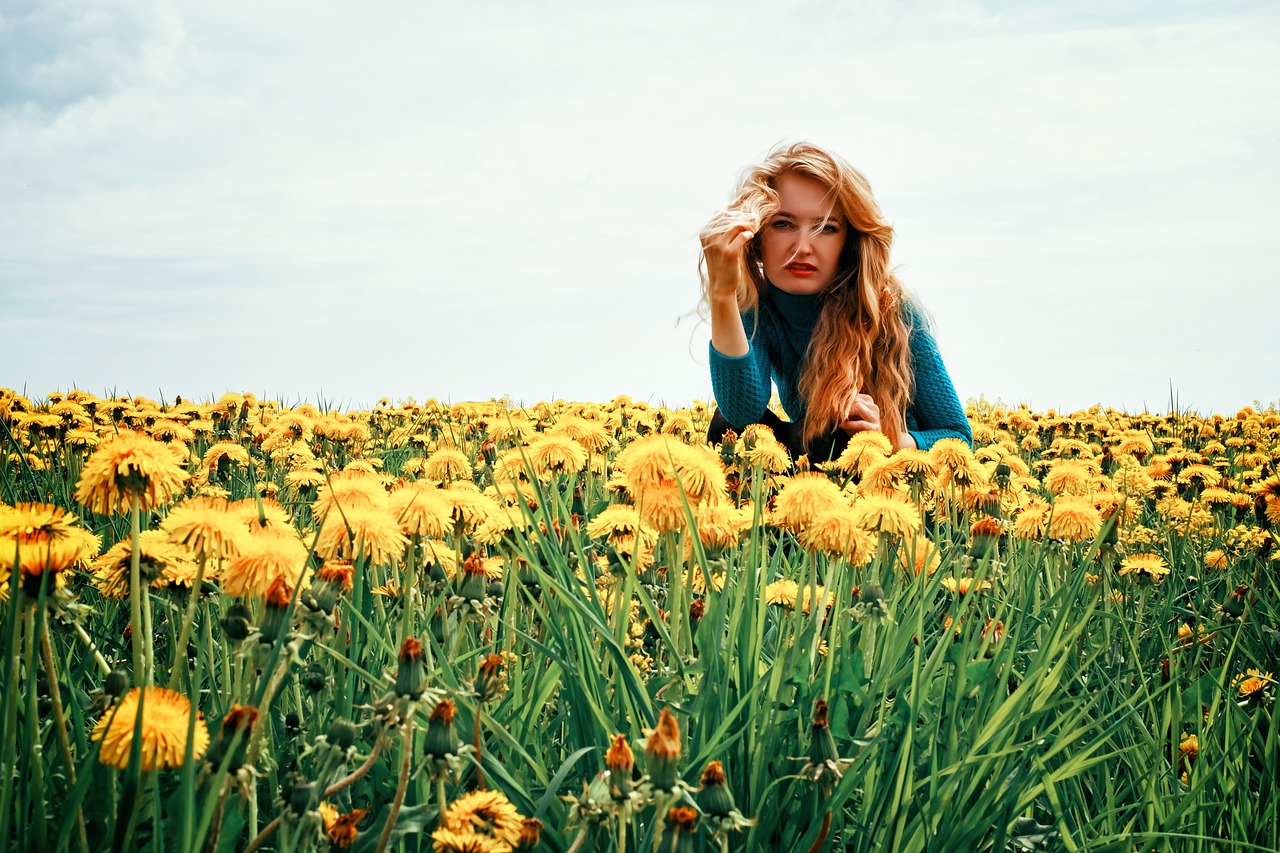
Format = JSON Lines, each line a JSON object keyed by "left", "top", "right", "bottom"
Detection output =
{"left": 838, "top": 419, "right": 878, "bottom": 435}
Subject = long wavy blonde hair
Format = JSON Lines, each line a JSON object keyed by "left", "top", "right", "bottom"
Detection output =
{"left": 699, "top": 142, "right": 916, "bottom": 450}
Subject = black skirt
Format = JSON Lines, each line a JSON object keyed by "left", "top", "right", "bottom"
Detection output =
{"left": 707, "top": 409, "right": 850, "bottom": 464}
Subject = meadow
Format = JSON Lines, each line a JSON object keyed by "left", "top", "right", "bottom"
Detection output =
{"left": 0, "top": 387, "right": 1276, "bottom": 852}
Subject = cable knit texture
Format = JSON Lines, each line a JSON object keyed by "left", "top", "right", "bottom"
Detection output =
{"left": 709, "top": 285, "right": 972, "bottom": 450}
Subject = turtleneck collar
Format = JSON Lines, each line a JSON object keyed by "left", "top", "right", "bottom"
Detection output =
{"left": 766, "top": 282, "right": 822, "bottom": 328}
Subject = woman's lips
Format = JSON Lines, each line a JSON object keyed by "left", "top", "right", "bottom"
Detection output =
{"left": 785, "top": 263, "right": 817, "bottom": 276}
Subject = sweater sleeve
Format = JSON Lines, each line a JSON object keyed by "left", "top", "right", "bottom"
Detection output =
{"left": 904, "top": 320, "right": 973, "bottom": 450}
{"left": 709, "top": 311, "right": 774, "bottom": 430}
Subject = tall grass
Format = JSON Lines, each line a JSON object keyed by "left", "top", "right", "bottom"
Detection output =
{"left": 0, "top": 390, "right": 1275, "bottom": 851}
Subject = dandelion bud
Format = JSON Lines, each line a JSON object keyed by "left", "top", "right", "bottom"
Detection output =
{"left": 259, "top": 577, "right": 294, "bottom": 643}
{"left": 605, "top": 733, "right": 635, "bottom": 800}
{"left": 515, "top": 816, "right": 543, "bottom": 851}
{"left": 104, "top": 669, "right": 130, "bottom": 701}
{"left": 718, "top": 430, "right": 737, "bottom": 466}
{"left": 326, "top": 718, "right": 359, "bottom": 751}
{"left": 301, "top": 663, "right": 327, "bottom": 693}
{"left": 644, "top": 707, "right": 682, "bottom": 793}
{"left": 968, "top": 515, "right": 1002, "bottom": 558}
{"left": 287, "top": 777, "right": 318, "bottom": 817}
{"left": 475, "top": 654, "right": 507, "bottom": 704}
{"left": 456, "top": 552, "right": 488, "bottom": 603}
{"left": 306, "top": 561, "right": 354, "bottom": 613}
{"left": 206, "top": 704, "right": 258, "bottom": 773}
{"left": 1223, "top": 584, "right": 1249, "bottom": 619}
{"left": 606, "top": 733, "right": 634, "bottom": 775}
{"left": 423, "top": 699, "right": 460, "bottom": 767}
{"left": 697, "top": 760, "right": 736, "bottom": 818}
{"left": 222, "top": 601, "right": 253, "bottom": 640}
{"left": 395, "top": 637, "right": 428, "bottom": 699}
{"left": 689, "top": 597, "right": 705, "bottom": 635}
{"left": 808, "top": 699, "right": 839, "bottom": 768}
{"left": 656, "top": 806, "right": 698, "bottom": 853}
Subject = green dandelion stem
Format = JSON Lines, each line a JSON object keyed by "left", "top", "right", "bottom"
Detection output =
{"left": 401, "top": 533, "right": 420, "bottom": 649}
{"left": 167, "top": 552, "right": 207, "bottom": 691}
{"left": 70, "top": 621, "right": 110, "bottom": 675}
{"left": 564, "top": 825, "right": 590, "bottom": 853}
{"left": 128, "top": 493, "right": 144, "bottom": 683}
{"left": 0, "top": 567, "right": 22, "bottom": 852}
{"left": 435, "top": 774, "right": 448, "bottom": 826}
{"left": 23, "top": 606, "right": 47, "bottom": 848}
{"left": 375, "top": 723, "right": 414, "bottom": 853}
{"left": 40, "top": 618, "right": 88, "bottom": 853}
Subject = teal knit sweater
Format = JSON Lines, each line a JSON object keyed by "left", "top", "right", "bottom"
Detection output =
{"left": 709, "top": 286, "right": 973, "bottom": 450}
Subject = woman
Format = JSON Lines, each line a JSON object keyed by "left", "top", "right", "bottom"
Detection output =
{"left": 701, "top": 141, "right": 972, "bottom": 461}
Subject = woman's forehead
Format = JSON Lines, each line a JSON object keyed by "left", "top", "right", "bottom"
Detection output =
{"left": 774, "top": 173, "right": 843, "bottom": 219}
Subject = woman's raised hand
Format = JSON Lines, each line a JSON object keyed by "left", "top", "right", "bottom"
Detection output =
{"left": 702, "top": 224, "right": 754, "bottom": 302}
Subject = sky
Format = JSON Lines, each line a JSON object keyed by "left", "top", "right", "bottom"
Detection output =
{"left": 1, "top": 0, "right": 1277, "bottom": 416}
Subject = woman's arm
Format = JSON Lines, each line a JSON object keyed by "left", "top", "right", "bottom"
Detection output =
{"left": 709, "top": 310, "right": 773, "bottom": 429}
{"left": 905, "top": 322, "right": 973, "bottom": 450}
{"left": 704, "top": 224, "right": 772, "bottom": 428}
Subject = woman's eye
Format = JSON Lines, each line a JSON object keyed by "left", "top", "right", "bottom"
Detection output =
{"left": 822, "top": 223, "right": 842, "bottom": 234}
{"left": 771, "top": 220, "right": 795, "bottom": 230}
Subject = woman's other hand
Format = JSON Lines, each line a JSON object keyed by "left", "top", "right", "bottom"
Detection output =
{"left": 839, "top": 394, "right": 917, "bottom": 448}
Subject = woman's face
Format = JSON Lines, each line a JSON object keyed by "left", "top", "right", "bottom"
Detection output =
{"left": 760, "top": 172, "right": 848, "bottom": 296}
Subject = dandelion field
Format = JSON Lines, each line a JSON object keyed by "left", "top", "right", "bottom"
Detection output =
{"left": 1, "top": 388, "right": 1277, "bottom": 853}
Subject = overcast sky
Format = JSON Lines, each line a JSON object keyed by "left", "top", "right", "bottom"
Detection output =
{"left": 2, "top": 0, "right": 1277, "bottom": 415}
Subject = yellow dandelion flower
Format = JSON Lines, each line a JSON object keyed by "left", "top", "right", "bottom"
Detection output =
{"left": 438, "top": 484, "right": 499, "bottom": 535}
{"left": 1047, "top": 495, "right": 1102, "bottom": 542}
{"left": 738, "top": 430, "right": 793, "bottom": 473}
{"left": 199, "top": 441, "right": 250, "bottom": 471}
{"left": 1118, "top": 552, "right": 1171, "bottom": 582}
{"left": 851, "top": 492, "right": 920, "bottom": 539}
{"left": 441, "top": 788, "right": 524, "bottom": 847}
{"left": 929, "top": 438, "right": 978, "bottom": 475}
{"left": 221, "top": 530, "right": 308, "bottom": 598}
{"left": 318, "top": 802, "right": 368, "bottom": 849}
{"left": 548, "top": 416, "right": 613, "bottom": 452}
{"left": 430, "top": 827, "right": 509, "bottom": 853}
{"left": 313, "top": 506, "right": 407, "bottom": 566}
{"left": 92, "top": 531, "right": 196, "bottom": 598}
{"left": 765, "top": 578, "right": 798, "bottom": 607}
{"left": 1043, "top": 459, "right": 1097, "bottom": 496}
{"left": 1012, "top": 498, "right": 1052, "bottom": 540}
{"left": 635, "top": 480, "right": 688, "bottom": 534}
{"left": 586, "top": 504, "right": 651, "bottom": 542}
{"left": 887, "top": 448, "right": 937, "bottom": 483}
{"left": 230, "top": 498, "right": 293, "bottom": 536}
{"left": 422, "top": 447, "right": 473, "bottom": 482}
{"left": 940, "top": 576, "right": 993, "bottom": 595}
{"left": 770, "top": 473, "right": 847, "bottom": 532}
{"left": 76, "top": 431, "right": 189, "bottom": 514}
{"left": 0, "top": 502, "right": 99, "bottom": 577}
{"left": 92, "top": 687, "right": 209, "bottom": 771}
{"left": 525, "top": 434, "right": 588, "bottom": 477}
{"left": 1231, "top": 668, "right": 1274, "bottom": 701}
{"left": 828, "top": 431, "right": 892, "bottom": 474}
{"left": 160, "top": 496, "right": 246, "bottom": 560}
{"left": 693, "top": 501, "right": 751, "bottom": 554}
{"left": 895, "top": 534, "right": 941, "bottom": 575}
{"left": 313, "top": 469, "right": 389, "bottom": 518}
{"left": 388, "top": 482, "right": 454, "bottom": 538}
{"left": 799, "top": 507, "right": 876, "bottom": 565}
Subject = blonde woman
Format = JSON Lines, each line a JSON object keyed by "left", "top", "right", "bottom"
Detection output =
{"left": 701, "top": 142, "right": 971, "bottom": 460}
